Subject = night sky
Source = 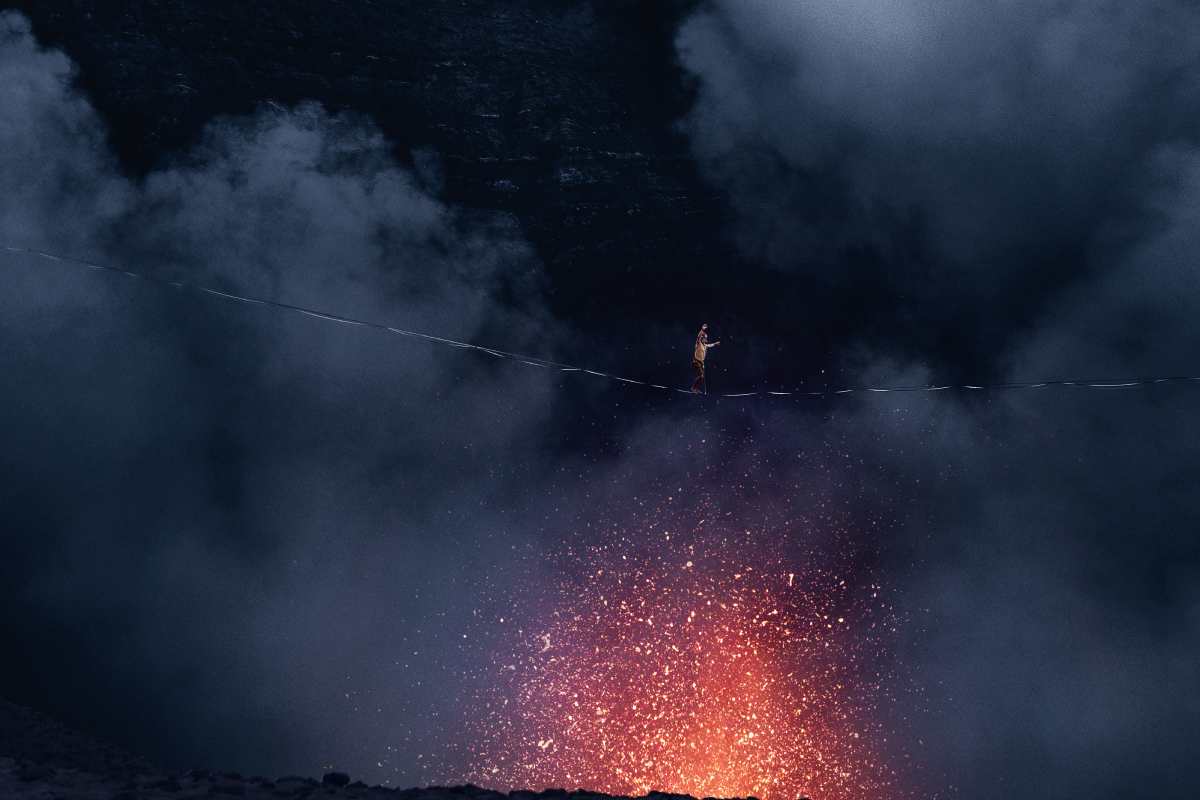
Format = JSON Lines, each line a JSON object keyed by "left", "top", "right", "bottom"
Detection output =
{"left": 2, "top": 3, "right": 1199, "bottom": 798}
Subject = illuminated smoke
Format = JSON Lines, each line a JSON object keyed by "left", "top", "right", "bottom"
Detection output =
{"left": 458, "top": 485, "right": 913, "bottom": 800}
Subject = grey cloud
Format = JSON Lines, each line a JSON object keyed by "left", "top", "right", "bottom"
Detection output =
{"left": 677, "top": 0, "right": 1200, "bottom": 366}
{"left": 675, "top": 3, "right": 1200, "bottom": 795}
{"left": 0, "top": 9, "right": 560, "bottom": 782}
{"left": 815, "top": 158, "right": 1200, "bottom": 796}
{"left": 6, "top": 6, "right": 1200, "bottom": 799}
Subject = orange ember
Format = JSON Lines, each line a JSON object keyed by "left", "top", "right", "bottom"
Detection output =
{"left": 463, "top": 499, "right": 907, "bottom": 800}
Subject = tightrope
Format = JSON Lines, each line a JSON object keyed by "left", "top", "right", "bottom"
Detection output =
{"left": 5, "top": 244, "right": 1200, "bottom": 398}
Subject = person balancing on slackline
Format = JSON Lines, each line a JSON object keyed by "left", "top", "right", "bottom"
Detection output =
{"left": 691, "top": 323, "right": 720, "bottom": 393}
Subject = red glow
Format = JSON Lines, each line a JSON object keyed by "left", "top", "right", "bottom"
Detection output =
{"left": 462, "top": 493, "right": 909, "bottom": 800}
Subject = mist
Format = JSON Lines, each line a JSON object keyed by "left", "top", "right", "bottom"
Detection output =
{"left": 4, "top": 5, "right": 1200, "bottom": 798}
{"left": 677, "top": 2, "right": 1200, "bottom": 796}
{"left": 1, "top": 10, "right": 560, "bottom": 781}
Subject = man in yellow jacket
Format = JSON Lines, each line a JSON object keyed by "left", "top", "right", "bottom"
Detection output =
{"left": 691, "top": 323, "right": 720, "bottom": 393}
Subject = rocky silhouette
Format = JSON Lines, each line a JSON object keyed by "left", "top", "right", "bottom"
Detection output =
{"left": 1, "top": 699, "right": 787, "bottom": 800}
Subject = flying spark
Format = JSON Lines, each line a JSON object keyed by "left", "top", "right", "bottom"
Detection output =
{"left": 460, "top": 488, "right": 912, "bottom": 800}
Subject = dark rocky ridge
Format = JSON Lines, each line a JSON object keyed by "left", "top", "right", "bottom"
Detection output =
{"left": 1, "top": 698, "right": 781, "bottom": 800}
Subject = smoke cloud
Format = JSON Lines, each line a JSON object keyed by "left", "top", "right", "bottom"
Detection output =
{"left": 0, "top": 10, "right": 560, "bottom": 780}
{"left": 677, "top": 2, "right": 1200, "bottom": 796}
{"left": 678, "top": 0, "right": 1200, "bottom": 368}
{"left": 5, "top": 6, "right": 1200, "bottom": 798}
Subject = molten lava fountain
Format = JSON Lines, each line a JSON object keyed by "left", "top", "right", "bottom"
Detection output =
{"left": 462, "top": 491, "right": 910, "bottom": 800}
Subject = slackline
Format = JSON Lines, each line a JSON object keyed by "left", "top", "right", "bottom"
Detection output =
{"left": 5, "top": 244, "right": 1199, "bottom": 399}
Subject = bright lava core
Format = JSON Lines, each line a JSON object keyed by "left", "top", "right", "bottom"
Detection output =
{"left": 461, "top": 489, "right": 910, "bottom": 800}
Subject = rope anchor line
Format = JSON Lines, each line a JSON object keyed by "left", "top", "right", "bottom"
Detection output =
{"left": 5, "top": 243, "right": 1199, "bottom": 399}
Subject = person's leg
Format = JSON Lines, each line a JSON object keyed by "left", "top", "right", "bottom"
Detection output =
{"left": 691, "top": 360, "right": 704, "bottom": 392}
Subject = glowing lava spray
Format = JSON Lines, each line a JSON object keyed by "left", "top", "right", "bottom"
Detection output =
{"left": 460, "top": 487, "right": 911, "bottom": 800}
